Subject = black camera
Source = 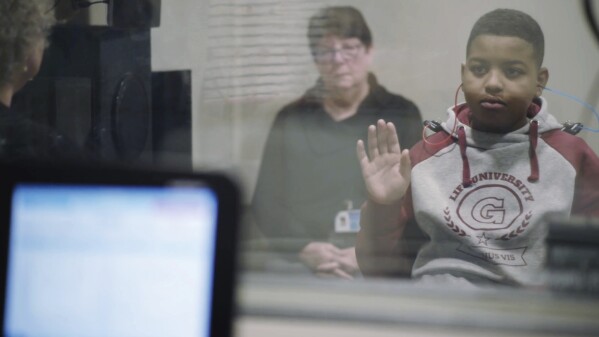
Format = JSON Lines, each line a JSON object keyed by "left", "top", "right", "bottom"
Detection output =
{"left": 107, "top": 0, "right": 161, "bottom": 29}
{"left": 68, "top": 0, "right": 161, "bottom": 28}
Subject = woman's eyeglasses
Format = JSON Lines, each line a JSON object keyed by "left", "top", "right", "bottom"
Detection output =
{"left": 313, "top": 43, "right": 364, "bottom": 63}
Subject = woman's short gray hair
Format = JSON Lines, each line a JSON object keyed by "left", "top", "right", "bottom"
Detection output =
{"left": 0, "top": 0, "right": 56, "bottom": 85}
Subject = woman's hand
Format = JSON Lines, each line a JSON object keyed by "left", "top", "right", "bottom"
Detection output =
{"left": 299, "top": 243, "right": 359, "bottom": 280}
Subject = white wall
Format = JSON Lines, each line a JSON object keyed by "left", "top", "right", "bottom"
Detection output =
{"left": 151, "top": 0, "right": 599, "bottom": 203}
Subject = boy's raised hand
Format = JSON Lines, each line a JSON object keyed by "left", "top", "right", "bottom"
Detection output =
{"left": 356, "top": 119, "right": 411, "bottom": 205}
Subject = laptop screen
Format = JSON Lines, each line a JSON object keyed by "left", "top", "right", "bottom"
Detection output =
{"left": 4, "top": 183, "right": 220, "bottom": 337}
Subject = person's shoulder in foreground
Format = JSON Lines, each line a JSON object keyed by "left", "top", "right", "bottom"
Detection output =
{"left": 355, "top": 8, "right": 599, "bottom": 288}
{"left": 0, "top": 0, "right": 92, "bottom": 163}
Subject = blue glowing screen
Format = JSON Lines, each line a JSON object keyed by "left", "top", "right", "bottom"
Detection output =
{"left": 4, "top": 184, "right": 218, "bottom": 337}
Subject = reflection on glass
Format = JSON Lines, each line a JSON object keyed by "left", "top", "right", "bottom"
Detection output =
{"left": 3, "top": 0, "right": 599, "bottom": 335}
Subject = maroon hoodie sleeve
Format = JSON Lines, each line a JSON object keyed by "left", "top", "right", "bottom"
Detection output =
{"left": 542, "top": 131, "right": 599, "bottom": 217}
{"left": 571, "top": 144, "right": 599, "bottom": 217}
{"left": 355, "top": 188, "right": 418, "bottom": 277}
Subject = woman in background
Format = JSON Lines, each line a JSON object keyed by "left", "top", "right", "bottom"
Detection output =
{"left": 251, "top": 6, "right": 423, "bottom": 279}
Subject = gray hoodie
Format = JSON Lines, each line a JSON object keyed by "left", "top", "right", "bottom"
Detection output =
{"left": 357, "top": 97, "right": 599, "bottom": 286}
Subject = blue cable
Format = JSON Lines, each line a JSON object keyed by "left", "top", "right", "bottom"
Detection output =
{"left": 543, "top": 86, "right": 599, "bottom": 133}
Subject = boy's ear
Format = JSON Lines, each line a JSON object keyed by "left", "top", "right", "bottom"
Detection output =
{"left": 461, "top": 63, "right": 466, "bottom": 81}
{"left": 536, "top": 67, "right": 549, "bottom": 97}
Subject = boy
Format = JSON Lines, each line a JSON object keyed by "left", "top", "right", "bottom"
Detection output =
{"left": 355, "top": 8, "right": 599, "bottom": 287}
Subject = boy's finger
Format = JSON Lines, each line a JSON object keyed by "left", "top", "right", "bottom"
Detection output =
{"left": 377, "top": 119, "right": 388, "bottom": 154}
{"left": 367, "top": 124, "right": 379, "bottom": 158}
{"left": 399, "top": 149, "right": 412, "bottom": 180}
{"left": 356, "top": 140, "right": 368, "bottom": 165}
{"left": 386, "top": 122, "right": 401, "bottom": 153}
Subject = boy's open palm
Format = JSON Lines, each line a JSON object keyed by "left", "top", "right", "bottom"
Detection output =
{"left": 356, "top": 120, "right": 411, "bottom": 205}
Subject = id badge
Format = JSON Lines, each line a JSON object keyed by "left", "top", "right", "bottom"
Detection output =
{"left": 334, "top": 209, "right": 361, "bottom": 233}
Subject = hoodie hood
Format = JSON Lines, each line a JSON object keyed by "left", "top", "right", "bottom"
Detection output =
{"left": 440, "top": 96, "right": 563, "bottom": 187}
{"left": 442, "top": 96, "right": 563, "bottom": 149}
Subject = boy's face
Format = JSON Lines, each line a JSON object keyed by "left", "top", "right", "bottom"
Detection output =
{"left": 461, "top": 34, "right": 548, "bottom": 133}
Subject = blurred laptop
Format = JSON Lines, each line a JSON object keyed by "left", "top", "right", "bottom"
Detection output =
{"left": 0, "top": 162, "right": 240, "bottom": 337}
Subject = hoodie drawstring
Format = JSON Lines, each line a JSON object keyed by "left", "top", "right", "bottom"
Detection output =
{"left": 528, "top": 120, "right": 539, "bottom": 182}
{"left": 457, "top": 121, "right": 539, "bottom": 187}
{"left": 457, "top": 126, "right": 472, "bottom": 187}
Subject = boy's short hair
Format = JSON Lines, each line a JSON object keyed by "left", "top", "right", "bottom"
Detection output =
{"left": 467, "top": 8, "right": 545, "bottom": 67}
{"left": 307, "top": 6, "right": 372, "bottom": 55}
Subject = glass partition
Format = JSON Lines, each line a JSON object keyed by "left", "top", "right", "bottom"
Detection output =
{"left": 3, "top": 0, "right": 599, "bottom": 335}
